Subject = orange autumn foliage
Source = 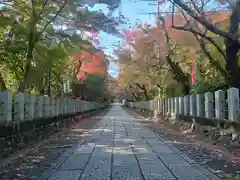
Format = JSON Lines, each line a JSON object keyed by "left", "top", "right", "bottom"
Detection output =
{"left": 163, "top": 11, "right": 229, "bottom": 46}
{"left": 72, "top": 50, "right": 108, "bottom": 81}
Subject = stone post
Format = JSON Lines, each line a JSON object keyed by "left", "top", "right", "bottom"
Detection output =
{"left": 196, "top": 94, "right": 204, "bottom": 117}
{"left": 161, "top": 100, "right": 164, "bottom": 113}
{"left": 168, "top": 98, "right": 171, "bottom": 115}
{"left": 184, "top": 95, "right": 189, "bottom": 116}
{"left": 35, "top": 96, "right": 43, "bottom": 119}
{"left": 170, "top": 98, "right": 175, "bottom": 116}
{"left": 49, "top": 97, "right": 54, "bottom": 117}
{"left": 55, "top": 99, "right": 59, "bottom": 116}
{"left": 215, "top": 90, "right": 225, "bottom": 120}
{"left": 60, "top": 99, "right": 64, "bottom": 115}
{"left": 43, "top": 96, "right": 49, "bottom": 118}
{"left": 77, "top": 101, "right": 80, "bottom": 112}
{"left": 52, "top": 98, "right": 55, "bottom": 117}
{"left": 13, "top": 92, "right": 24, "bottom": 126}
{"left": 227, "top": 87, "right": 239, "bottom": 121}
{"left": 24, "top": 94, "right": 35, "bottom": 121}
{"left": 179, "top": 97, "right": 184, "bottom": 115}
{"left": 189, "top": 94, "right": 196, "bottom": 116}
{"left": 164, "top": 99, "right": 168, "bottom": 116}
{"left": 0, "top": 91, "right": 12, "bottom": 125}
{"left": 204, "top": 92, "right": 214, "bottom": 118}
{"left": 174, "top": 97, "right": 179, "bottom": 115}
{"left": 65, "top": 99, "right": 68, "bottom": 114}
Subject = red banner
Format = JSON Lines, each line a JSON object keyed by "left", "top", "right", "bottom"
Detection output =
{"left": 192, "top": 58, "right": 196, "bottom": 85}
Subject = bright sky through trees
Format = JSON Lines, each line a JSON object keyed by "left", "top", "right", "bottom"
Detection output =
{"left": 91, "top": 0, "right": 158, "bottom": 78}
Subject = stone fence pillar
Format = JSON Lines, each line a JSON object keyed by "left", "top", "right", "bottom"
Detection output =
{"left": 174, "top": 97, "right": 179, "bottom": 115}
{"left": 43, "top": 96, "right": 49, "bottom": 118}
{"left": 215, "top": 90, "right": 225, "bottom": 120}
{"left": 189, "top": 94, "right": 196, "bottom": 116}
{"left": 0, "top": 91, "right": 12, "bottom": 125}
{"left": 204, "top": 92, "right": 214, "bottom": 118}
{"left": 179, "top": 96, "right": 184, "bottom": 115}
{"left": 13, "top": 92, "right": 24, "bottom": 128}
{"left": 184, "top": 95, "right": 189, "bottom": 116}
{"left": 196, "top": 94, "right": 204, "bottom": 117}
{"left": 227, "top": 87, "right": 239, "bottom": 121}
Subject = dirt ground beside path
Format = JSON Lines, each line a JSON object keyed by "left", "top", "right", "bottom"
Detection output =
{"left": 125, "top": 108, "right": 240, "bottom": 180}
{"left": 0, "top": 109, "right": 109, "bottom": 180}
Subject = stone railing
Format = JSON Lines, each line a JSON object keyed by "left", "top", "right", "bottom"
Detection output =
{"left": 0, "top": 91, "right": 107, "bottom": 127}
{"left": 126, "top": 87, "right": 240, "bottom": 121}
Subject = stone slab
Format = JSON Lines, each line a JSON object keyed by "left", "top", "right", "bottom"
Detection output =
{"left": 112, "top": 165, "right": 143, "bottom": 180}
{"left": 159, "top": 154, "right": 191, "bottom": 167}
{"left": 192, "top": 164, "right": 220, "bottom": 180}
{"left": 113, "top": 152, "right": 138, "bottom": 166}
{"left": 169, "top": 166, "right": 209, "bottom": 180}
{"left": 59, "top": 145, "right": 94, "bottom": 170}
{"left": 139, "top": 163, "right": 176, "bottom": 180}
{"left": 80, "top": 147, "right": 112, "bottom": 180}
{"left": 48, "top": 170, "right": 82, "bottom": 180}
{"left": 135, "top": 153, "right": 159, "bottom": 164}
{"left": 43, "top": 105, "right": 222, "bottom": 180}
{"left": 149, "top": 143, "right": 174, "bottom": 154}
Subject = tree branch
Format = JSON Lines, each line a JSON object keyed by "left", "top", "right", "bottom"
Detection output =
{"left": 135, "top": 83, "right": 144, "bottom": 90}
{"left": 143, "top": 58, "right": 168, "bottom": 70}
{"left": 171, "top": 0, "right": 239, "bottom": 42}
{"left": 132, "top": 92, "right": 139, "bottom": 100}
{"left": 172, "top": 25, "right": 227, "bottom": 61}
{"left": 38, "top": 0, "right": 50, "bottom": 18}
{"left": 195, "top": 35, "right": 229, "bottom": 82}
{"left": 38, "top": 0, "right": 67, "bottom": 37}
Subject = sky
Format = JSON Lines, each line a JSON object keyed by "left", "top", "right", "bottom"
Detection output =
{"left": 91, "top": 0, "right": 158, "bottom": 78}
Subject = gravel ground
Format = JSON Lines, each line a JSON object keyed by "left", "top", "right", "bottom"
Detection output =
{"left": 0, "top": 109, "right": 109, "bottom": 180}
{"left": 126, "top": 108, "right": 240, "bottom": 180}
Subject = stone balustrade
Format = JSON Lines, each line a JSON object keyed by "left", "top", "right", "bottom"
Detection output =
{"left": 126, "top": 87, "right": 240, "bottom": 121}
{"left": 0, "top": 91, "right": 106, "bottom": 126}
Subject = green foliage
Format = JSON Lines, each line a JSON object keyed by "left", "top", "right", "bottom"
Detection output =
{"left": 117, "top": 22, "right": 233, "bottom": 101}
{"left": 0, "top": 0, "right": 123, "bottom": 100}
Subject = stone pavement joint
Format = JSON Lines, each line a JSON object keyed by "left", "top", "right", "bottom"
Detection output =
{"left": 45, "top": 104, "right": 220, "bottom": 180}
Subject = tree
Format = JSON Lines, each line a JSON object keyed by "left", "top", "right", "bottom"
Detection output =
{"left": 0, "top": 0, "right": 124, "bottom": 95}
{"left": 161, "top": 0, "right": 240, "bottom": 88}
{"left": 118, "top": 24, "right": 192, "bottom": 97}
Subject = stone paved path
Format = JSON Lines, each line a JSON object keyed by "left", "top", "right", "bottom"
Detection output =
{"left": 45, "top": 105, "right": 220, "bottom": 180}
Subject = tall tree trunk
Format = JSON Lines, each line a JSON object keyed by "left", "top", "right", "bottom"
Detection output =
{"left": 47, "top": 64, "right": 52, "bottom": 96}
{"left": 225, "top": 1, "right": 240, "bottom": 88}
{"left": 132, "top": 92, "right": 139, "bottom": 100}
{"left": 18, "top": 2, "right": 37, "bottom": 92}
{"left": 135, "top": 83, "right": 149, "bottom": 100}
{"left": 182, "top": 84, "right": 191, "bottom": 95}
{"left": 195, "top": 36, "right": 229, "bottom": 83}
{"left": 18, "top": 29, "right": 35, "bottom": 92}
{"left": 0, "top": 73, "right": 7, "bottom": 91}
{"left": 166, "top": 56, "right": 190, "bottom": 95}
{"left": 162, "top": 24, "right": 191, "bottom": 95}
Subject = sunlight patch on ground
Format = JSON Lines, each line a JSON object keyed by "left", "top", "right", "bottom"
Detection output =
{"left": 115, "top": 134, "right": 125, "bottom": 138}
{"left": 103, "top": 129, "right": 113, "bottom": 132}
{"left": 114, "top": 138, "right": 136, "bottom": 143}
{"left": 132, "top": 147, "right": 149, "bottom": 153}
{"left": 79, "top": 133, "right": 91, "bottom": 137}
{"left": 95, "top": 144, "right": 107, "bottom": 147}
{"left": 91, "top": 128, "right": 104, "bottom": 132}
{"left": 104, "top": 116, "right": 126, "bottom": 119}
{"left": 163, "top": 140, "right": 197, "bottom": 145}
{"left": 113, "top": 147, "right": 133, "bottom": 154}
{"left": 70, "top": 129, "right": 86, "bottom": 132}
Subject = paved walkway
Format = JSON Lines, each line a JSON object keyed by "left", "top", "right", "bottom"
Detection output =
{"left": 46, "top": 105, "right": 220, "bottom": 180}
